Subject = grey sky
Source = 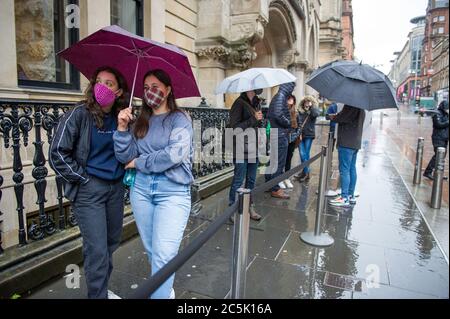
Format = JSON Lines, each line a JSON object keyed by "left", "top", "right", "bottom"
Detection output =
{"left": 352, "top": 0, "right": 428, "bottom": 75}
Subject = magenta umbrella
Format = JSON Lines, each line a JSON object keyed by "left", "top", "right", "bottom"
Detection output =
{"left": 58, "top": 25, "right": 200, "bottom": 106}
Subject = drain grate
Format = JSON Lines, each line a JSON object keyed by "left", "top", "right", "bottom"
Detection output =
{"left": 323, "top": 271, "right": 363, "bottom": 292}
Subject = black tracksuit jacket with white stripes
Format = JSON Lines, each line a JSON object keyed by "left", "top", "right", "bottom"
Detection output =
{"left": 49, "top": 103, "right": 92, "bottom": 202}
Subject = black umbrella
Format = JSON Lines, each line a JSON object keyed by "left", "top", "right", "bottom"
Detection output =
{"left": 306, "top": 60, "right": 398, "bottom": 111}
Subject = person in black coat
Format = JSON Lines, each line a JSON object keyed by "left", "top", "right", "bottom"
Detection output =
{"left": 227, "top": 89, "right": 263, "bottom": 221}
{"left": 424, "top": 100, "right": 449, "bottom": 180}
{"left": 266, "top": 82, "right": 295, "bottom": 199}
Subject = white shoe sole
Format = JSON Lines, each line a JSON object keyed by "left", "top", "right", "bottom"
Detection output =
{"left": 284, "top": 180, "right": 294, "bottom": 188}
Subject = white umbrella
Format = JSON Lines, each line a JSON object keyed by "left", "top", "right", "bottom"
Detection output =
{"left": 215, "top": 67, "right": 297, "bottom": 94}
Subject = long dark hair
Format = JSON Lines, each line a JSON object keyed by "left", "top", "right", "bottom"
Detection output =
{"left": 84, "top": 66, "right": 129, "bottom": 128}
{"left": 287, "top": 94, "right": 297, "bottom": 106}
{"left": 134, "top": 69, "right": 183, "bottom": 139}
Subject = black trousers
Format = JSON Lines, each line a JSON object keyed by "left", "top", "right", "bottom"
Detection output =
{"left": 425, "top": 144, "right": 448, "bottom": 174}
{"left": 72, "top": 176, "right": 125, "bottom": 299}
{"left": 285, "top": 141, "right": 297, "bottom": 172}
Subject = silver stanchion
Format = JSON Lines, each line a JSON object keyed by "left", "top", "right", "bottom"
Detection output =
{"left": 397, "top": 110, "right": 401, "bottom": 125}
{"left": 300, "top": 146, "right": 334, "bottom": 247}
{"left": 431, "top": 147, "right": 446, "bottom": 209}
{"left": 230, "top": 188, "right": 251, "bottom": 299}
{"left": 379, "top": 111, "right": 383, "bottom": 126}
{"left": 325, "top": 131, "right": 338, "bottom": 197}
{"left": 413, "top": 137, "right": 424, "bottom": 185}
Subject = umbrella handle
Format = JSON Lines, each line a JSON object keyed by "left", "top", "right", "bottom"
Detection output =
{"left": 128, "top": 57, "right": 141, "bottom": 109}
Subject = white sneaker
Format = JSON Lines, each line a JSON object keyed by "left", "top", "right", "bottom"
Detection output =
{"left": 335, "top": 189, "right": 360, "bottom": 198}
{"left": 169, "top": 288, "right": 175, "bottom": 299}
{"left": 278, "top": 181, "right": 286, "bottom": 189}
{"left": 107, "top": 290, "right": 122, "bottom": 299}
{"left": 284, "top": 179, "right": 294, "bottom": 188}
{"left": 329, "top": 196, "right": 350, "bottom": 207}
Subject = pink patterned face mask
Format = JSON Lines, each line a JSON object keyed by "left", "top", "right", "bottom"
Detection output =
{"left": 94, "top": 83, "right": 118, "bottom": 107}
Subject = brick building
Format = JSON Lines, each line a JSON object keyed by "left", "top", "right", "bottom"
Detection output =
{"left": 421, "top": 0, "right": 449, "bottom": 97}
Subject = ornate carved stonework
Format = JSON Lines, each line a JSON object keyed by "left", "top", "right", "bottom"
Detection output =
{"left": 229, "top": 18, "right": 266, "bottom": 44}
{"left": 277, "top": 49, "right": 299, "bottom": 68}
{"left": 196, "top": 43, "right": 257, "bottom": 69}
{"left": 293, "top": 62, "right": 309, "bottom": 72}
{"left": 196, "top": 46, "right": 231, "bottom": 62}
{"left": 228, "top": 44, "right": 258, "bottom": 69}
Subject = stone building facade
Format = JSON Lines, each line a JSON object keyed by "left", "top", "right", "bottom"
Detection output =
{"left": 388, "top": 16, "right": 425, "bottom": 103}
{"left": 318, "top": 0, "right": 354, "bottom": 66}
{"left": 1, "top": 0, "right": 323, "bottom": 109}
{"left": 0, "top": 0, "right": 328, "bottom": 250}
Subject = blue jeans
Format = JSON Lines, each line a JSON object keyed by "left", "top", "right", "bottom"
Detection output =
{"left": 130, "top": 172, "right": 191, "bottom": 299}
{"left": 229, "top": 159, "right": 258, "bottom": 206}
{"left": 299, "top": 138, "right": 313, "bottom": 174}
{"left": 338, "top": 146, "right": 359, "bottom": 200}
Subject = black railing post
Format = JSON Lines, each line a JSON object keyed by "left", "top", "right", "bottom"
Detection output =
{"left": 7, "top": 105, "right": 33, "bottom": 246}
{"left": 28, "top": 105, "right": 56, "bottom": 240}
{"left": 45, "top": 105, "right": 67, "bottom": 230}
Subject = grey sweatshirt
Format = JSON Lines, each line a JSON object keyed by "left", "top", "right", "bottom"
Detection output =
{"left": 113, "top": 111, "right": 194, "bottom": 185}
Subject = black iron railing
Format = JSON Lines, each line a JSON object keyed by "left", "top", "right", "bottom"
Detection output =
{"left": 0, "top": 99, "right": 232, "bottom": 251}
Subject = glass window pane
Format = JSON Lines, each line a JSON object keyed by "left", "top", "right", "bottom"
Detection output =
{"left": 111, "top": 0, "right": 137, "bottom": 34}
{"left": 15, "top": 0, "right": 74, "bottom": 84}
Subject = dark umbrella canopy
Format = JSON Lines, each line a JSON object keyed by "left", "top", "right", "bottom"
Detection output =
{"left": 306, "top": 60, "right": 398, "bottom": 111}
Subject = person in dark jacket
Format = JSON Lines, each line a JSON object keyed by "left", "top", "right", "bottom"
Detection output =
{"left": 296, "top": 96, "right": 320, "bottom": 182}
{"left": 424, "top": 100, "right": 449, "bottom": 180}
{"left": 227, "top": 89, "right": 263, "bottom": 221}
{"left": 49, "top": 66, "right": 128, "bottom": 299}
{"left": 328, "top": 105, "right": 365, "bottom": 207}
{"left": 266, "top": 82, "right": 295, "bottom": 199}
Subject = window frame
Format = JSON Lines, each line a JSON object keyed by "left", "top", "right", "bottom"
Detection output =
{"left": 110, "top": 0, "right": 143, "bottom": 36}
{"left": 17, "top": 0, "right": 80, "bottom": 91}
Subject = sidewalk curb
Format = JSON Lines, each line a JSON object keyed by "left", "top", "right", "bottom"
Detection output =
{"left": 390, "top": 156, "right": 449, "bottom": 265}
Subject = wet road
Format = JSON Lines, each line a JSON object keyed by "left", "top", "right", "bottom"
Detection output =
{"left": 26, "top": 110, "right": 449, "bottom": 299}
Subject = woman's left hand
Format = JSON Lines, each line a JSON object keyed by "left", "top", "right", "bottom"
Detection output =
{"left": 125, "top": 159, "right": 136, "bottom": 169}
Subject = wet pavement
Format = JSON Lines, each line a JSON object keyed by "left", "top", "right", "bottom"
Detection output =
{"left": 25, "top": 110, "right": 449, "bottom": 299}
{"left": 374, "top": 104, "right": 449, "bottom": 259}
